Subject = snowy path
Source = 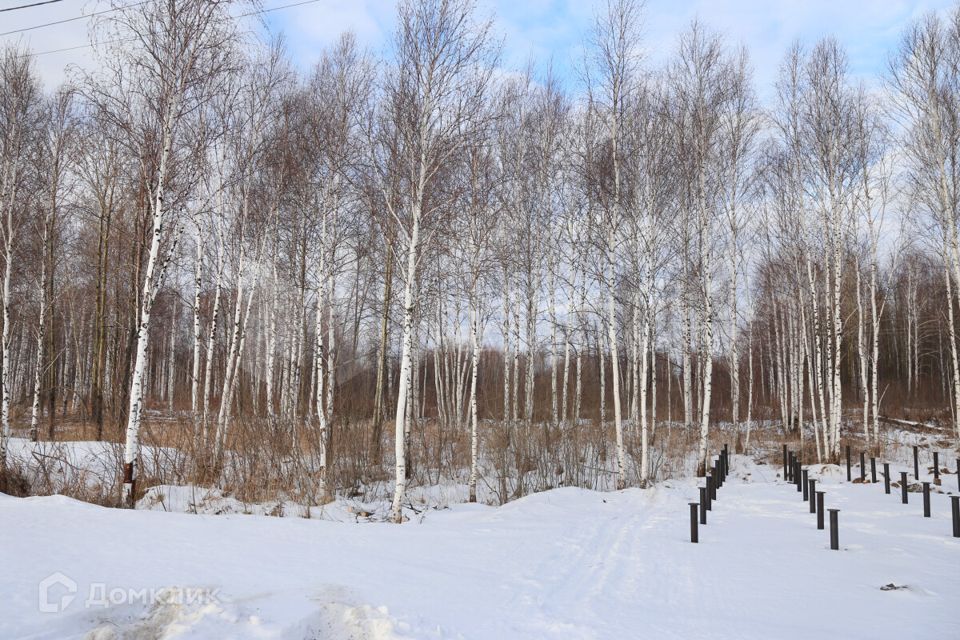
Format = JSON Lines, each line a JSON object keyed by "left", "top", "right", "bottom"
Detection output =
{"left": 1, "top": 459, "right": 958, "bottom": 639}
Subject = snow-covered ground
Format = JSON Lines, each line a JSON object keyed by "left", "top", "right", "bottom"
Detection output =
{"left": 2, "top": 455, "right": 958, "bottom": 639}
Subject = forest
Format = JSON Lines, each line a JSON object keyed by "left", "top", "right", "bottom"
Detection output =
{"left": 1, "top": 0, "right": 958, "bottom": 522}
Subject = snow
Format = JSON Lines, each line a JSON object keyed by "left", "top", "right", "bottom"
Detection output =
{"left": 1, "top": 455, "right": 958, "bottom": 639}
{"left": 6, "top": 438, "right": 180, "bottom": 496}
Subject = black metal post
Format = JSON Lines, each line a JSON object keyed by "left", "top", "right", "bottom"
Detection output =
{"left": 707, "top": 475, "right": 715, "bottom": 506}
{"left": 690, "top": 503, "right": 699, "bottom": 543}
{"left": 870, "top": 457, "right": 877, "bottom": 483}
{"left": 828, "top": 509, "right": 840, "bottom": 550}
{"left": 802, "top": 469, "right": 809, "bottom": 501}
{"left": 699, "top": 488, "right": 708, "bottom": 524}
{"left": 787, "top": 451, "right": 793, "bottom": 481}
{"left": 783, "top": 445, "right": 788, "bottom": 480}
{"left": 883, "top": 462, "right": 890, "bottom": 495}
{"left": 923, "top": 482, "right": 931, "bottom": 518}
{"left": 933, "top": 452, "right": 940, "bottom": 484}
{"left": 860, "top": 452, "right": 866, "bottom": 482}
{"left": 952, "top": 496, "right": 960, "bottom": 538}
{"left": 809, "top": 479, "right": 816, "bottom": 513}
{"left": 816, "top": 492, "right": 825, "bottom": 530}
{"left": 796, "top": 461, "right": 803, "bottom": 492}
{"left": 914, "top": 445, "right": 919, "bottom": 480}
{"left": 900, "top": 471, "right": 909, "bottom": 504}
{"left": 846, "top": 445, "right": 851, "bottom": 482}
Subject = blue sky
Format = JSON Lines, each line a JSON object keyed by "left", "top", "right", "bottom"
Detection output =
{"left": 264, "top": 0, "right": 957, "bottom": 98}
{"left": 2, "top": 0, "right": 957, "bottom": 99}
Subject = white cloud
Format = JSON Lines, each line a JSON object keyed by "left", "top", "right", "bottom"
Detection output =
{"left": 264, "top": 0, "right": 392, "bottom": 71}
{"left": 0, "top": 0, "right": 103, "bottom": 89}
{"left": 640, "top": 0, "right": 955, "bottom": 100}
{"left": 1, "top": 0, "right": 956, "bottom": 101}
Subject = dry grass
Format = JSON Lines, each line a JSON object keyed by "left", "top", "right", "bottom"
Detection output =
{"left": 9, "top": 402, "right": 953, "bottom": 512}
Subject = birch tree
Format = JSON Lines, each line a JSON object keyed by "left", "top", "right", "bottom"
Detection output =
{"left": 90, "top": 0, "right": 238, "bottom": 506}
{"left": 670, "top": 23, "right": 731, "bottom": 475}
{"left": 30, "top": 88, "right": 76, "bottom": 442}
{"left": 376, "top": 0, "right": 496, "bottom": 523}
{"left": 458, "top": 113, "right": 498, "bottom": 502}
{"left": 889, "top": 8, "right": 960, "bottom": 442}
{"left": 624, "top": 81, "right": 674, "bottom": 485}
{"left": 304, "top": 33, "right": 371, "bottom": 502}
{"left": 587, "top": 0, "right": 644, "bottom": 489}
{"left": 0, "top": 46, "right": 41, "bottom": 472}
{"left": 801, "top": 39, "right": 859, "bottom": 459}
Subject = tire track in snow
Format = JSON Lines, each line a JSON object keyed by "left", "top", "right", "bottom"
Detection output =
{"left": 502, "top": 490, "right": 676, "bottom": 639}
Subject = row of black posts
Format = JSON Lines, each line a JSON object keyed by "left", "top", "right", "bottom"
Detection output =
{"left": 690, "top": 444, "right": 730, "bottom": 543}
{"left": 844, "top": 444, "right": 960, "bottom": 539}
{"left": 783, "top": 445, "right": 840, "bottom": 550}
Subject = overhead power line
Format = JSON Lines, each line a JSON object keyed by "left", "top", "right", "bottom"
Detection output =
{"left": 0, "top": 1, "right": 147, "bottom": 37}
{"left": 238, "top": 0, "right": 325, "bottom": 18}
{"left": 0, "top": 0, "right": 65, "bottom": 12}
{"left": 9, "top": 0, "right": 324, "bottom": 56}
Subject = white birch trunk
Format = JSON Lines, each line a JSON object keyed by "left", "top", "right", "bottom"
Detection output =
{"left": 0, "top": 120, "right": 22, "bottom": 467}
{"left": 314, "top": 210, "right": 329, "bottom": 500}
{"left": 468, "top": 292, "right": 480, "bottom": 502}
{"left": 389, "top": 210, "right": 420, "bottom": 523}
{"left": 166, "top": 304, "right": 176, "bottom": 413}
{"left": 29, "top": 207, "right": 52, "bottom": 442}
{"left": 202, "top": 243, "right": 225, "bottom": 434}
{"left": 122, "top": 108, "right": 176, "bottom": 507}
{"left": 697, "top": 277, "right": 713, "bottom": 477}
{"left": 606, "top": 240, "right": 625, "bottom": 489}
{"left": 856, "top": 266, "right": 868, "bottom": 439}
{"left": 191, "top": 226, "right": 203, "bottom": 416}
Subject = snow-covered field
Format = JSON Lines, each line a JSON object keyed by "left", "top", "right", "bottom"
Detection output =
{"left": 2, "top": 454, "right": 958, "bottom": 639}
